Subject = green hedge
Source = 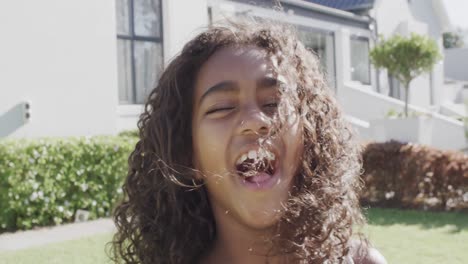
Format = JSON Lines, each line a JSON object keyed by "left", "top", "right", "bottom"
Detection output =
{"left": 0, "top": 135, "right": 137, "bottom": 232}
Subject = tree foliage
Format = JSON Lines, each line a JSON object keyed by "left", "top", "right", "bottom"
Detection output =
{"left": 370, "top": 33, "right": 441, "bottom": 117}
{"left": 443, "top": 32, "right": 464, "bottom": 49}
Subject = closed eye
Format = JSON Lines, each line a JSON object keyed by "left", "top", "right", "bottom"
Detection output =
{"left": 263, "top": 102, "right": 278, "bottom": 116}
{"left": 206, "top": 107, "right": 235, "bottom": 115}
{"left": 263, "top": 102, "right": 278, "bottom": 108}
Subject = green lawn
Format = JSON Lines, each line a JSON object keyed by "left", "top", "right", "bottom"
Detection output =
{"left": 1, "top": 208, "right": 467, "bottom": 264}
{"left": 0, "top": 233, "right": 113, "bottom": 264}
{"left": 365, "top": 208, "right": 468, "bottom": 264}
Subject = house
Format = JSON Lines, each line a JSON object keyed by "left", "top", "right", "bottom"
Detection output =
{"left": 0, "top": 0, "right": 465, "bottom": 150}
{"left": 443, "top": 46, "right": 468, "bottom": 120}
{"left": 308, "top": 0, "right": 452, "bottom": 105}
{"left": 308, "top": 0, "right": 466, "bottom": 150}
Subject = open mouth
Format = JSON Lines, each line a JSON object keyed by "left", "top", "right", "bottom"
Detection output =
{"left": 235, "top": 148, "right": 278, "bottom": 184}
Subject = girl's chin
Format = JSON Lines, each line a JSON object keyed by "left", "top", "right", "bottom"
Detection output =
{"left": 228, "top": 168, "right": 292, "bottom": 228}
{"left": 238, "top": 209, "right": 283, "bottom": 230}
{"left": 232, "top": 194, "right": 289, "bottom": 230}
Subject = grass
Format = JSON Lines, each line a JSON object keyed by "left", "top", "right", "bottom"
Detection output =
{"left": 364, "top": 208, "right": 468, "bottom": 264}
{"left": 0, "top": 208, "right": 467, "bottom": 264}
{"left": 0, "top": 233, "right": 113, "bottom": 264}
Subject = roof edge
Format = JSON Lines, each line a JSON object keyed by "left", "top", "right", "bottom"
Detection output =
{"left": 343, "top": 3, "right": 375, "bottom": 11}
{"left": 281, "top": 0, "right": 370, "bottom": 23}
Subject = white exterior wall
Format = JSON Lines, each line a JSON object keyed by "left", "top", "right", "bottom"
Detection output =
{"left": 444, "top": 48, "right": 468, "bottom": 82}
{"left": 162, "top": 0, "right": 209, "bottom": 63}
{"left": 440, "top": 81, "right": 467, "bottom": 105}
{"left": 0, "top": 0, "right": 119, "bottom": 138}
{"left": 339, "top": 83, "right": 466, "bottom": 150}
{"left": 0, "top": 0, "right": 211, "bottom": 137}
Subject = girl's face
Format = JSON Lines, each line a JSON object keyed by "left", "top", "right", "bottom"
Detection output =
{"left": 192, "top": 46, "right": 303, "bottom": 230}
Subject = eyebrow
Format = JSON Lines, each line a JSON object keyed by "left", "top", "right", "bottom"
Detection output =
{"left": 258, "top": 76, "right": 281, "bottom": 88}
{"left": 198, "top": 77, "right": 282, "bottom": 105}
{"left": 199, "top": 81, "right": 238, "bottom": 105}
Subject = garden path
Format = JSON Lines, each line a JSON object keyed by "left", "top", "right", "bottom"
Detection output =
{"left": 0, "top": 218, "right": 115, "bottom": 251}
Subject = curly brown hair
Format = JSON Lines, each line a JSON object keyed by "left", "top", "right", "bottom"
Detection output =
{"left": 110, "top": 18, "right": 365, "bottom": 264}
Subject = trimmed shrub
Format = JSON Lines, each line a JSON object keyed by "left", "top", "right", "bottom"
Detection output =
{"left": 361, "top": 141, "right": 468, "bottom": 211}
{"left": 118, "top": 130, "right": 139, "bottom": 138}
{"left": 0, "top": 135, "right": 137, "bottom": 232}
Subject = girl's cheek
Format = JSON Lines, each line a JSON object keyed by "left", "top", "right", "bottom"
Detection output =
{"left": 197, "top": 120, "right": 232, "bottom": 146}
{"left": 201, "top": 115, "right": 236, "bottom": 133}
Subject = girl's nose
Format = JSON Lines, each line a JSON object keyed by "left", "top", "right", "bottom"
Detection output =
{"left": 237, "top": 106, "right": 272, "bottom": 136}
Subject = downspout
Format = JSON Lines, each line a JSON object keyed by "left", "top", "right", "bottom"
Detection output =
{"left": 367, "top": 13, "right": 380, "bottom": 93}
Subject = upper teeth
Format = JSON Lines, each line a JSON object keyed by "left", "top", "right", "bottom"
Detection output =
{"left": 236, "top": 149, "right": 276, "bottom": 165}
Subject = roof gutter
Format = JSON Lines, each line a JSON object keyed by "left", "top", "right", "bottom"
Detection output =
{"left": 281, "top": 0, "right": 371, "bottom": 23}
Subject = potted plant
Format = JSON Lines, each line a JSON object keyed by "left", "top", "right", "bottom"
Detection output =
{"left": 369, "top": 33, "right": 441, "bottom": 144}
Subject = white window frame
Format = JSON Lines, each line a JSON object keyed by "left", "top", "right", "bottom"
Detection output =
{"left": 116, "top": 0, "right": 164, "bottom": 106}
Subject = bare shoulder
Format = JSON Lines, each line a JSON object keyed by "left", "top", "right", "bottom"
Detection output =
{"left": 349, "top": 239, "right": 387, "bottom": 264}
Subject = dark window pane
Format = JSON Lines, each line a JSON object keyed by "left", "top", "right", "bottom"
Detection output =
{"left": 116, "top": 0, "right": 130, "bottom": 35}
{"left": 351, "top": 38, "right": 370, "bottom": 85}
{"left": 134, "top": 0, "right": 161, "bottom": 37}
{"left": 117, "top": 39, "right": 133, "bottom": 104}
{"left": 298, "top": 28, "right": 336, "bottom": 88}
{"left": 134, "top": 41, "right": 163, "bottom": 104}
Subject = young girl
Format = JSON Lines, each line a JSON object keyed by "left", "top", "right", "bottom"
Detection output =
{"left": 111, "top": 19, "right": 386, "bottom": 264}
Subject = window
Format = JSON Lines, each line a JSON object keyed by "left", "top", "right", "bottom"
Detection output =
{"left": 115, "top": 0, "right": 163, "bottom": 104}
{"left": 389, "top": 74, "right": 402, "bottom": 100}
{"left": 297, "top": 27, "right": 336, "bottom": 89}
{"left": 350, "top": 36, "right": 371, "bottom": 85}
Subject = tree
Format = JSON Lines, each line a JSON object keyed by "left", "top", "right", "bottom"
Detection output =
{"left": 443, "top": 32, "right": 464, "bottom": 49}
{"left": 370, "top": 33, "right": 441, "bottom": 117}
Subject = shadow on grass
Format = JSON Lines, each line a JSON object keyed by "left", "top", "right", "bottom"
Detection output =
{"left": 365, "top": 207, "right": 468, "bottom": 233}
